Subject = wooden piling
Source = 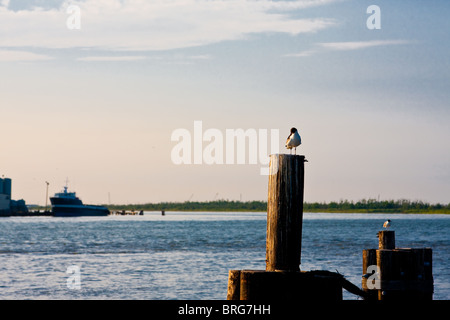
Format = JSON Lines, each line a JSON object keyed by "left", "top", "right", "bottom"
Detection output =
{"left": 362, "top": 230, "right": 433, "bottom": 300}
{"left": 266, "top": 154, "right": 305, "bottom": 272}
{"left": 227, "top": 269, "right": 343, "bottom": 301}
{"left": 226, "top": 270, "right": 241, "bottom": 300}
{"left": 362, "top": 248, "right": 378, "bottom": 300}
{"left": 378, "top": 230, "right": 395, "bottom": 249}
{"left": 227, "top": 153, "right": 345, "bottom": 301}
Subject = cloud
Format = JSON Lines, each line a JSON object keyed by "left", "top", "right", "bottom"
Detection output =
{"left": 318, "top": 40, "right": 411, "bottom": 51}
{"left": 77, "top": 56, "right": 147, "bottom": 62}
{"left": 283, "top": 50, "right": 317, "bottom": 58}
{"left": 188, "top": 55, "right": 212, "bottom": 60}
{"left": 285, "top": 39, "right": 411, "bottom": 57}
{"left": 0, "top": 0, "right": 339, "bottom": 51}
{"left": 77, "top": 54, "right": 212, "bottom": 63}
{"left": 0, "top": 50, "right": 52, "bottom": 61}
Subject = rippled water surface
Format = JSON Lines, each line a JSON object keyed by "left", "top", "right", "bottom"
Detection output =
{"left": 0, "top": 212, "right": 448, "bottom": 299}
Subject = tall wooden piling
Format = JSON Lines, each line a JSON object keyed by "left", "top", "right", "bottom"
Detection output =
{"left": 266, "top": 154, "right": 305, "bottom": 272}
{"left": 227, "top": 154, "right": 343, "bottom": 301}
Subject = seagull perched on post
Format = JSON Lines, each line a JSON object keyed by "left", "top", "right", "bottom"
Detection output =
{"left": 285, "top": 127, "right": 301, "bottom": 154}
{"left": 383, "top": 219, "right": 391, "bottom": 229}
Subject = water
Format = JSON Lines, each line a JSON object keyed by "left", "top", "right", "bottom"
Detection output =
{"left": 0, "top": 212, "right": 448, "bottom": 300}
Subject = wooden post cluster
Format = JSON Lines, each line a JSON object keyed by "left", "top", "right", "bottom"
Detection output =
{"left": 227, "top": 154, "right": 343, "bottom": 301}
{"left": 362, "top": 230, "right": 433, "bottom": 300}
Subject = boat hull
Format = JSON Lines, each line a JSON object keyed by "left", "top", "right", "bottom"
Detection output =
{"left": 52, "top": 205, "right": 109, "bottom": 217}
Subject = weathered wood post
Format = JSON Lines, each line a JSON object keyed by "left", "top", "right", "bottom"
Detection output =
{"left": 378, "top": 230, "right": 395, "bottom": 249}
{"left": 266, "top": 154, "right": 305, "bottom": 272}
{"left": 226, "top": 154, "right": 346, "bottom": 300}
{"left": 362, "top": 248, "right": 378, "bottom": 300}
{"left": 226, "top": 270, "right": 241, "bottom": 300}
{"left": 362, "top": 230, "right": 433, "bottom": 300}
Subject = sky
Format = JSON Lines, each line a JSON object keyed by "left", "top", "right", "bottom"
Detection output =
{"left": 1, "top": 0, "right": 449, "bottom": 205}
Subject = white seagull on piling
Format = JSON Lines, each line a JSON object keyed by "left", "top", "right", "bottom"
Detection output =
{"left": 383, "top": 219, "right": 391, "bottom": 229}
{"left": 285, "top": 127, "right": 301, "bottom": 154}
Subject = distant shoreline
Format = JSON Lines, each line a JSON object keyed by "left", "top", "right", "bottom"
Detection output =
{"left": 102, "top": 199, "right": 450, "bottom": 214}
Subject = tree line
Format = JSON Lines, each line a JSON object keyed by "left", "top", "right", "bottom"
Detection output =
{"left": 107, "top": 199, "right": 450, "bottom": 214}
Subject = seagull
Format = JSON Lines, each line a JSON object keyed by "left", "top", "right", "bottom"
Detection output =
{"left": 383, "top": 219, "right": 391, "bottom": 229}
{"left": 285, "top": 127, "right": 301, "bottom": 154}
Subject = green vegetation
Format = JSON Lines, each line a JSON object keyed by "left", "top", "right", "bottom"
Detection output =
{"left": 107, "top": 199, "right": 450, "bottom": 214}
{"left": 303, "top": 199, "right": 450, "bottom": 214}
{"left": 107, "top": 200, "right": 265, "bottom": 212}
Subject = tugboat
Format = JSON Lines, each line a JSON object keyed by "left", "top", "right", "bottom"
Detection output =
{"left": 50, "top": 186, "right": 109, "bottom": 217}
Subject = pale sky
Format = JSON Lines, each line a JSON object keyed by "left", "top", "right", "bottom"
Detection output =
{"left": 1, "top": 0, "right": 449, "bottom": 205}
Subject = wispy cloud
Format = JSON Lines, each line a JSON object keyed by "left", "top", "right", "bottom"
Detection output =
{"left": 77, "top": 56, "right": 147, "bottom": 62}
{"left": 0, "top": 0, "right": 339, "bottom": 51}
{"left": 318, "top": 40, "right": 411, "bottom": 51}
{"left": 0, "top": 50, "right": 52, "bottom": 61}
{"left": 77, "top": 54, "right": 213, "bottom": 63}
{"left": 285, "top": 39, "right": 411, "bottom": 57}
{"left": 189, "top": 55, "right": 212, "bottom": 60}
{"left": 283, "top": 50, "right": 317, "bottom": 58}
